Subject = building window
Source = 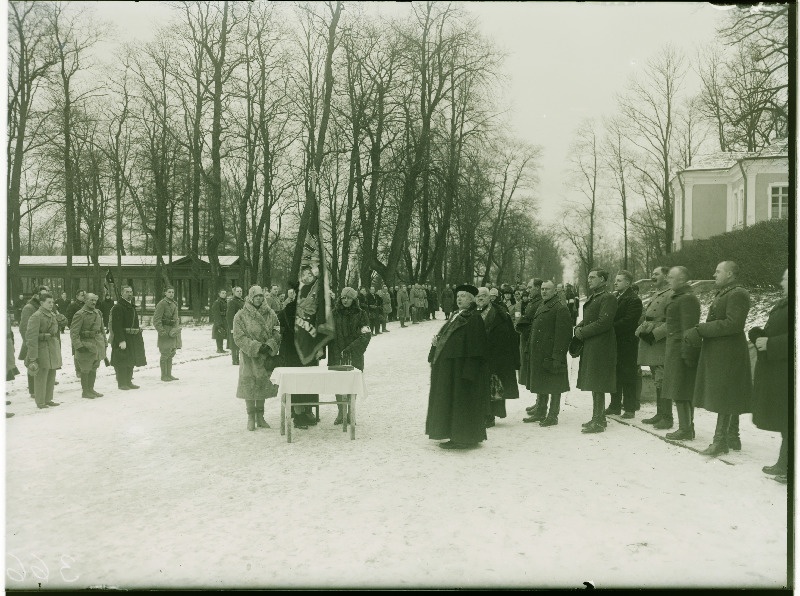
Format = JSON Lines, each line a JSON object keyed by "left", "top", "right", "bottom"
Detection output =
{"left": 770, "top": 185, "right": 789, "bottom": 219}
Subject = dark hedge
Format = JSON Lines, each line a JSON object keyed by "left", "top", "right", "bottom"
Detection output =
{"left": 665, "top": 219, "right": 790, "bottom": 287}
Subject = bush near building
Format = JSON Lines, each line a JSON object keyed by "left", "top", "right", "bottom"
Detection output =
{"left": 665, "top": 219, "right": 789, "bottom": 288}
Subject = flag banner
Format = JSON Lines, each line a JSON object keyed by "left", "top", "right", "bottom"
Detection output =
{"left": 294, "top": 179, "right": 335, "bottom": 364}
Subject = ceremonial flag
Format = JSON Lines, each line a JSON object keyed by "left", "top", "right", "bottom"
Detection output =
{"left": 294, "top": 172, "right": 335, "bottom": 364}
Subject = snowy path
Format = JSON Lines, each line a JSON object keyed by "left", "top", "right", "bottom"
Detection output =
{"left": 5, "top": 317, "right": 788, "bottom": 589}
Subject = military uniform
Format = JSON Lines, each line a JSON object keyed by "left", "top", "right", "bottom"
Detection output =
{"left": 70, "top": 304, "right": 107, "bottom": 398}
{"left": 153, "top": 295, "right": 182, "bottom": 381}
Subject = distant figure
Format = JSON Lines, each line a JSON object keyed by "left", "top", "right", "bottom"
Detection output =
{"left": 226, "top": 286, "right": 245, "bottom": 365}
{"left": 211, "top": 289, "right": 228, "bottom": 353}
{"left": 65, "top": 290, "right": 86, "bottom": 328}
{"left": 396, "top": 284, "right": 410, "bottom": 328}
{"left": 153, "top": 286, "right": 181, "bottom": 382}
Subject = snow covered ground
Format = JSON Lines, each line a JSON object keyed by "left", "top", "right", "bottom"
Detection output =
{"left": 4, "top": 315, "right": 789, "bottom": 589}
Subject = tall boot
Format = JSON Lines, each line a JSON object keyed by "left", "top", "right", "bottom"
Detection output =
{"left": 115, "top": 367, "right": 127, "bottom": 389}
{"left": 652, "top": 389, "right": 674, "bottom": 429}
{"left": 81, "top": 374, "right": 95, "bottom": 399}
{"left": 605, "top": 391, "right": 622, "bottom": 415}
{"left": 160, "top": 357, "right": 169, "bottom": 381}
{"left": 763, "top": 432, "right": 789, "bottom": 475}
{"left": 126, "top": 367, "right": 139, "bottom": 389}
{"left": 700, "top": 414, "right": 729, "bottom": 456}
{"left": 726, "top": 415, "right": 741, "bottom": 451}
{"left": 88, "top": 370, "right": 103, "bottom": 397}
{"left": 642, "top": 387, "right": 664, "bottom": 424}
{"left": 246, "top": 399, "right": 256, "bottom": 431}
{"left": 524, "top": 394, "right": 547, "bottom": 422}
{"left": 582, "top": 393, "right": 606, "bottom": 433}
{"left": 540, "top": 394, "right": 560, "bottom": 426}
{"left": 255, "top": 399, "right": 269, "bottom": 428}
{"left": 666, "top": 401, "right": 693, "bottom": 440}
{"left": 167, "top": 359, "right": 179, "bottom": 381}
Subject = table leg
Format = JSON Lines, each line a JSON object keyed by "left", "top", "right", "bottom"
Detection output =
{"left": 349, "top": 394, "right": 356, "bottom": 440}
{"left": 286, "top": 395, "right": 293, "bottom": 443}
{"left": 342, "top": 396, "right": 348, "bottom": 433}
{"left": 280, "top": 394, "right": 286, "bottom": 436}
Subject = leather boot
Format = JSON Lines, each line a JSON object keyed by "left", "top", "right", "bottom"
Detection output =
{"left": 653, "top": 396, "right": 674, "bottom": 429}
{"left": 666, "top": 401, "right": 694, "bottom": 440}
{"left": 89, "top": 370, "right": 103, "bottom": 397}
{"left": 700, "top": 414, "right": 729, "bottom": 456}
{"left": 726, "top": 415, "right": 741, "bottom": 451}
{"left": 160, "top": 358, "right": 169, "bottom": 381}
{"left": 605, "top": 392, "right": 621, "bottom": 415}
{"left": 526, "top": 394, "right": 548, "bottom": 422}
{"left": 540, "top": 394, "right": 560, "bottom": 426}
{"left": 255, "top": 399, "right": 269, "bottom": 428}
{"left": 582, "top": 393, "right": 606, "bottom": 433}
{"left": 763, "top": 433, "right": 788, "bottom": 475}
{"left": 80, "top": 374, "right": 95, "bottom": 399}
{"left": 167, "top": 359, "right": 179, "bottom": 381}
{"left": 246, "top": 400, "right": 256, "bottom": 431}
{"left": 643, "top": 387, "right": 663, "bottom": 424}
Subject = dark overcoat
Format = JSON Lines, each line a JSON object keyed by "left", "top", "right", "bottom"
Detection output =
{"left": 524, "top": 296, "right": 571, "bottom": 394}
{"left": 18, "top": 296, "right": 40, "bottom": 360}
{"left": 441, "top": 288, "right": 454, "bottom": 314}
{"left": 576, "top": 288, "right": 618, "bottom": 392}
{"left": 516, "top": 293, "right": 542, "bottom": 385}
{"left": 751, "top": 298, "right": 789, "bottom": 432}
{"left": 613, "top": 287, "right": 643, "bottom": 381}
{"left": 210, "top": 298, "right": 228, "bottom": 340}
{"left": 426, "top": 305, "right": 489, "bottom": 444}
{"left": 693, "top": 284, "right": 752, "bottom": 414}
{"left": 481, "top": 303, "right": 520, "bottom": 400}
{"left": 65, "top": 300, "right": 83, "bottom": 327}
{"left": 277, "top": 299, "right": 318, "bottom": 403}
{"left": 661, "top": 285, "right": 701, "bottom": 403}
{"left": 636, "top": 286, "right": 672, "bottom": 366}
{"left": 110, "top": 299, "right": 147, "bottom": 368}
{"left": 226, "top": 296, "right": 245, "bottom": 347}
{"left": 328, "top": 300, "right": 371, "bottom": 371}
{"left": 70, "top": 305, "right": 107, "bottom": 373}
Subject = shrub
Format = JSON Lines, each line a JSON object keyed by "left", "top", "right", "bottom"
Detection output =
{"left": 665, "top": 219, "right": 789, "bottom": 287}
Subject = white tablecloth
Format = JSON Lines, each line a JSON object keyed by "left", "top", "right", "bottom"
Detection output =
{"left": 270, "top": 367, "right": 368, "bottom": 399}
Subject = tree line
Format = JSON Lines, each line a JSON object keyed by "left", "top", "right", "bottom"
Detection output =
{"left": 7, "top": 0, "right": 563, "bottom": 312}
{"left": 559, "top": 4, "right": 789, "bottom": 285}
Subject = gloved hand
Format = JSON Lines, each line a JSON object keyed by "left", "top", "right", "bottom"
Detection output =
{"left": 119, "top": 341, "right": 127, "bottom": 350}
{"left": 169, "top": 328, "right": 180, "bottom": 338}
{"left": 27, "top": 361, "right": 39, "bottom": 374}
{"left": 683, "top": 327, "right": 702, "bottom": 348}
{"left": 639, "top": 331, "right": 655, "bottom": 346}
{"left": 747, "top": 327, "right": 765, "bottom": 344}
{"left": 258, "top": 343, "right": 272, "bottom": 356}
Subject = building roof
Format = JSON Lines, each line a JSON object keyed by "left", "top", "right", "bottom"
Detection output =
{"left": 17, "top": 255, "right": 242, "bottom": 267}
{"left": 678, "top": 138, "right": 789, "bottom": 174}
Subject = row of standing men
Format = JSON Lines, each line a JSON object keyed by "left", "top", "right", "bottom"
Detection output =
{"left": 424, "top": 264, "right": 789, "bottom": 484}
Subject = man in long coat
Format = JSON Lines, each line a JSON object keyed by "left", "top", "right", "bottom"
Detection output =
{"left": 226, "top": 286, "right": 245, "bottom": 365}
{"left": 328, "top": 287, "right": 372, "bottom": 424}
{"left": 378, "top": 285, "right": 392, "bottom": 333}
{"left": 426, "top": 284, "right": 489, "bottom": 449}
{"left": 522, "top": 281, "right": 572, "bottom": 426}
{"left": 661, "top": 267, "right": 701, "bottom": 441}
{"left": 396, "top": 284, "right": 410, "bottom": 327}
{"left": 574, "top": 269, "right": 618, "bottom": 433}
{"left": 411, "top": 283, "right": 427, "bottom": 324}
{"left": 232, "top": 285, "right": 281, "bottom": 431}
{"left": 685, "top": 261, "right": 752, "bottom": 456}
{"left": 110, "top": 286, "right": 147, "bottom": 390}
{"left": 153, "top": 286, "right": 182, "bottom": 382}
{"left": 441, "top": 285, "right": 454, "bottom": 320}
{"left": 70, "top": 292, "right": 107, "bottom": 398}
{"left": 475, "top": 287, "right": 520, "bottom": 427}
{"left": 607, "top": 270, "right": 643, "bottom": 418}
{"left": 635, "top": 266, "right": 673, "bottom": 428}
{"left": 24, "top": 292, "right": 63, "bottom": 409}
{"left": 751, "top": 268, "right": 789, "bottom": 482}
{"left": 517, "top": 279, "right": 544, "bottom": 419}
{"left": 210, "top": 289, "right": 228, "bottom": 353}
{"left": 19, "top": 288, "right": 46, "bottom": 400}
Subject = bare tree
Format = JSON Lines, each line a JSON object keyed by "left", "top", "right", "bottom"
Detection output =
{"left": 7, "top": 1, "right": 58, "bottom": 300}
{"left": 603, "top": 116, "right": 633, "bottom": 270}
{"left": 618, "top": 45, "right": 687, "bottom": 255}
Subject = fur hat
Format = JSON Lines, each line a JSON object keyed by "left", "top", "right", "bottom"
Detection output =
{"left": 341, "top": 287, "right": 358, "bottom": 300}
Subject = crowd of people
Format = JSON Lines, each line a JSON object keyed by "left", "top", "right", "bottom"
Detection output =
{"left": 424, "top": 262, "right": 790, "bottom": 486}
{"left": 6, "top": 261, "right": 789, "bottom": 486}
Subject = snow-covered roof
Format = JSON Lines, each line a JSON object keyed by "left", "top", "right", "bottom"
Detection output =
{"left": 18, "top": 255, "right": 241, "bottom": 267}
{"left": 679, "top": 138, "right": 789, "bottom": 174}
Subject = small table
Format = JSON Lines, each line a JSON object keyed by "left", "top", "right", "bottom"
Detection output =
{"left": 270, "top": 366, "right": 367, "bottom": 443}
